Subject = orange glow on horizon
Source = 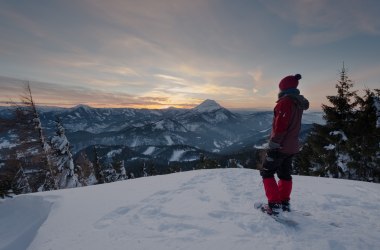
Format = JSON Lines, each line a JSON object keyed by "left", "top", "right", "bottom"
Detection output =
{"left": 71, "top": 103, "right": 197, "bottom": 110}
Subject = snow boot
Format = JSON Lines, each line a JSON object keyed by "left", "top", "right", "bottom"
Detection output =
{"left": 263, "top": 177, "right": 280, "bottom": 204}
{"left": 281, "top": 200, "right": 291, "bottom": 212}
{"left": 261, "top": 202, "right": 281, "bottom": 216}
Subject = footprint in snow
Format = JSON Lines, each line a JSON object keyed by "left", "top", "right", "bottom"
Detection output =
{"left": 93, "top": 206, "right": 133, "bottom": 229}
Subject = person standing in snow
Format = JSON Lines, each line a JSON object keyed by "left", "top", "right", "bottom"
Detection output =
{"left": 260, "top": 74, "right": 309, "bottom": 214}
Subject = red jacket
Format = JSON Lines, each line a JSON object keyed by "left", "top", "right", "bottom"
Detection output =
{"left": 270, "top": 94, "right": 309, "bottom": 154}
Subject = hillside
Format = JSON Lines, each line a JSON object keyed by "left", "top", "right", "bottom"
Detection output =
{"left": 1, "top": 169, "right": 379, "bottom": 250}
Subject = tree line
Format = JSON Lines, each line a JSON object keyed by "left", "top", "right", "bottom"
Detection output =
{"left": 295, "top": 66, "right": 380, "bottom": 182}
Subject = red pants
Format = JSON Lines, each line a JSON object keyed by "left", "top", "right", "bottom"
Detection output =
{"left": 261, "top": 152, "right": 293, "bottom": 203}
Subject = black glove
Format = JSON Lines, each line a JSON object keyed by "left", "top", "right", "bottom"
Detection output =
{"left": 266, "top": 140, "right": 281, "bottom": 160}
{"left": 266, "top": 149, "right": 280, "bottom": 160}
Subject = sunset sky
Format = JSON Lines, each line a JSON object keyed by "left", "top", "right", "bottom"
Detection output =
{"left": 1, "top": 0, "right": 379, "bottom": 110}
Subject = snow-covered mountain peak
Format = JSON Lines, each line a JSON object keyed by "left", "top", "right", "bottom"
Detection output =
{"left": 71, "top": 104, "right": 93, "bottom": 112}
{"left": 193, "top": 99, "right": 223, "bottom": 113}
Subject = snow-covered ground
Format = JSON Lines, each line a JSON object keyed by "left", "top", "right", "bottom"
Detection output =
{"left": 1, "top": 169, "right": 379, "bottom": 250}
{"left": 164, "top": 135, "right": 174, "bottom": 145}
{"left": 142, "top": 146, "right": 156, "bottom": 155}
{"left": 0, "top": 140, "right": 17, "bottom": 150}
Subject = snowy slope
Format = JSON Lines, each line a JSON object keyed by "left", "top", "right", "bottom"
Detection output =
{"left": 1, "top": 169, "right": 379, "bottom": 250}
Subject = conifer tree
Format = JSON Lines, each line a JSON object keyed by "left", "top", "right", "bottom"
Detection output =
{"left": 76, "top": 152, "right": 97, "bottom": 185}
{"left": 296, "top": 66, "right": 357, "bottom": 178}
{"left": 12, "top": 166, "right": 32, "bottom": 194}
{"left": 93, "top": 146, "right": 105, "bottom": 184}
{"left": 296, "top": 67, "right": 380, "bottom": 182}
{"left": 119, "top": 160, "right": 127, "bottom": 180}
{"left": 12, "top": 83, "right": 58, "bottom": 191}
{"left": 103, "top": 165, "right": 117, "bottom": 183}
{"left": 146, "top": 161, "right": 158, "bottom": 176}
{"left": 323, "top": 65, "right": 357, "bottom": 130}
{"left": 374, "top": 96, "right": 380, "bottom": 128}
{"left": 50, "top": 117, "right": 80, "bottom": 188}
{"left": 347, "top": 89, "right": 380, "bottom": 181}
{"left": 195, "top": 153, "right": 219, "bottom": 170}
{"left": 112, "top": 159, "right": 127, "bottom": 180}
{"left": 128, "top": 172, "right": 135, "bottom": 179}
{"left": 111, "top": 157, "right": 121, "bottom": 178}
{"left": 142, "top": 162, "right": 148, "bottom": 177}
{"left": 0, "top": 156, "right": 19, "bottom": 198}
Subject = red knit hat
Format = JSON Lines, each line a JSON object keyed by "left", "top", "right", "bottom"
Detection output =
{"left": 279, "top": 74, "right": 302, "bottom": 91}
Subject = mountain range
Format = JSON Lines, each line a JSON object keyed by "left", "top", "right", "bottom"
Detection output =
{"left": 0, "top": 99, "right": 323, "bottom": 166}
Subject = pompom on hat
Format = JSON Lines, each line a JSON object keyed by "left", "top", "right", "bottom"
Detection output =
{"left": 279, "top": 74, "right": 302, "bottom": 91}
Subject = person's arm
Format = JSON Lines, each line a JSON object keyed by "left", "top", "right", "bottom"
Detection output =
{"left": 269, "top": 98, "right": 293, "bottom": 148}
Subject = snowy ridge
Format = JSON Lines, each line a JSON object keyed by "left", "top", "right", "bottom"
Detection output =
{"left": 1, "top": 169, "right": 379, "bottom": 250}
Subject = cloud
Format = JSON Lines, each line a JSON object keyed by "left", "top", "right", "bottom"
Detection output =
{"left": 291, "top": 30, "right": 351, "bottom": 47}
{"left": 0, "top": 0, "right": 256, "bottom": 107}
{"left": 0, "top": 76, "right": 173, "bottom": 108}
{"left": 187, "top": 84, "right": 246, "bottom": 96}
{"left": 151, "top": 66, "right": 249, "bottom": 96}
{"left": 249, "top": 68, "right": 263, "bottom": 83}
{"left": 248, "top": 68, "right": 280, "bottom": 96}
{"left": 154, "top": 74, "right": 187, "bottom": 85}
{"left": 139, "top": 80, "right": 248, "bottom": 109}
{"left": 249, "top": 68, "right": 264, "bottom": 94}
{"left": 2, "top": 0, "right": 379, "bottom": 110}
{"left": 0, "top": 5, "right": 48, "bottom": 40}
{"left": 102, "top": 66, "right": 139, "bottom": 76}
{"left": 263, "top": 0, "right": 380, "bottom": 46}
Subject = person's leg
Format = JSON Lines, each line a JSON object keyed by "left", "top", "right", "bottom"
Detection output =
{"left": 262, "top": 177, "right": 280, "bottom": 204}
{"left": 260, "top": 151, "right": 283, "bottom": 205}
{"left": 277, "top": 154, "right": 293, "bottom": 211}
